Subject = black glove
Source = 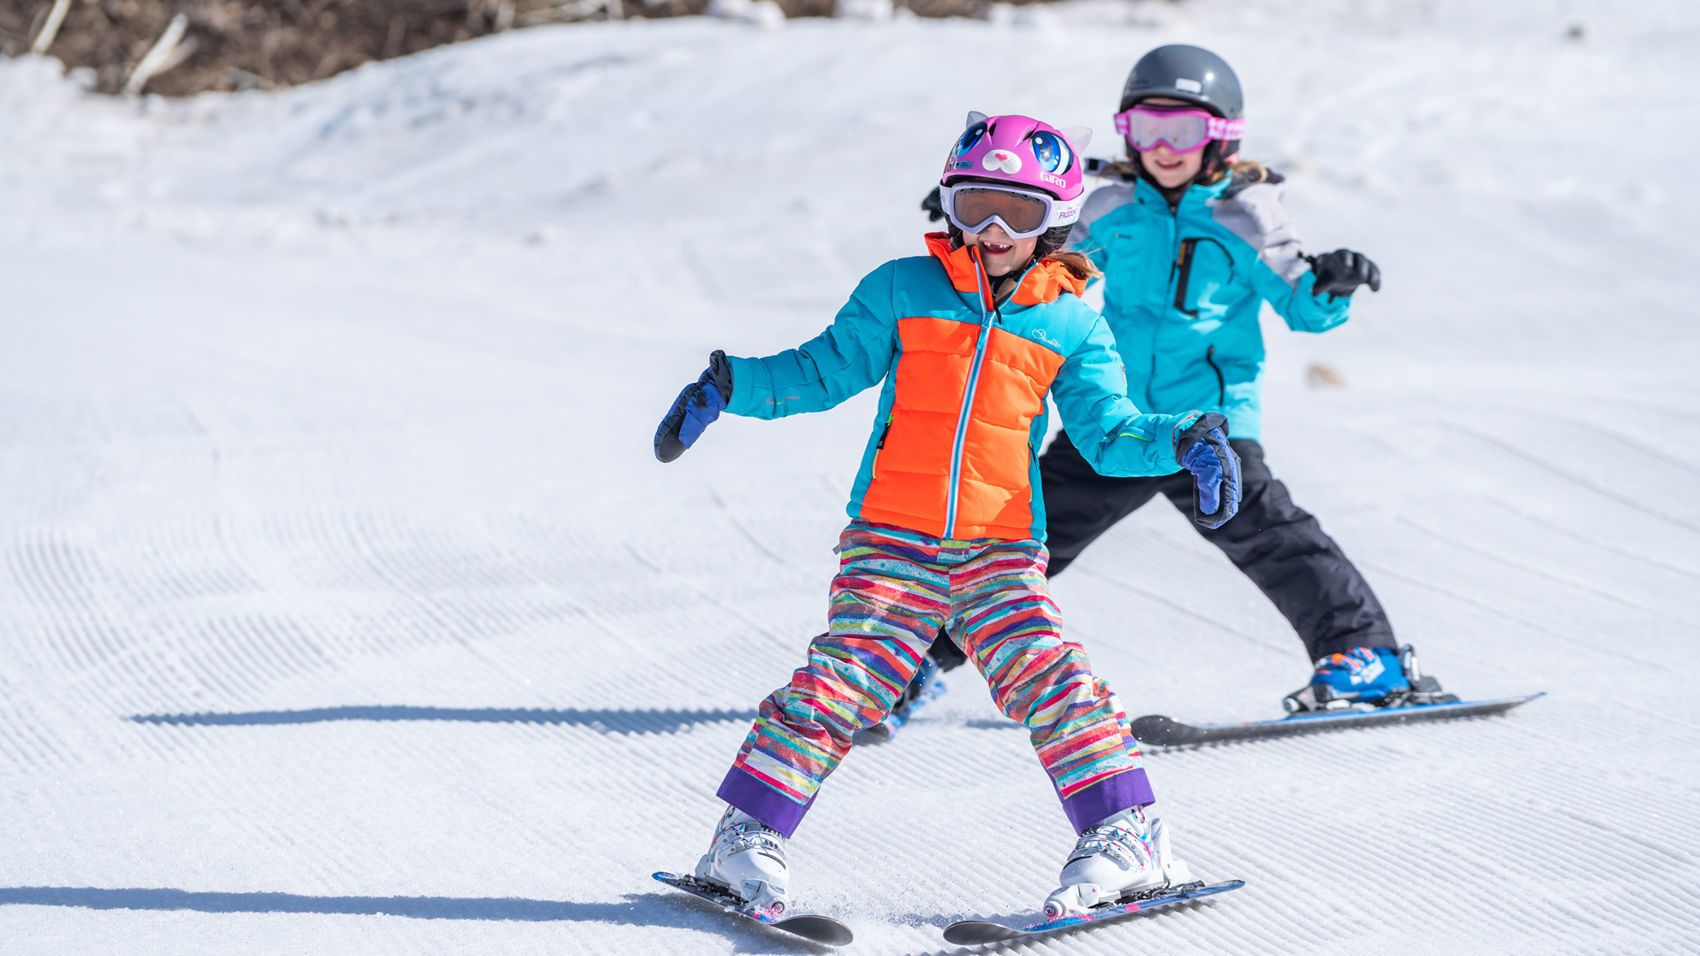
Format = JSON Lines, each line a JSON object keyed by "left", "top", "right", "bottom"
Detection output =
{"left": 1308, "top": 249, "right": 1381, "bottom": 300}
{"left": 653, "top": 351, "right": 734, "bottom": 464}
{"left": 921, "top": 186, "right": 945, "bottom": 223}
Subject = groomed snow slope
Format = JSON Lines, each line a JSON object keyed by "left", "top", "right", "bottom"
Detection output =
{"left": 3, "top": 2, "right": 1699, "bottom": 953}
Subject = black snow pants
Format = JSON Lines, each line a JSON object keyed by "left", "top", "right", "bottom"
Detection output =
{"left": 926, "top": 432, "right": 1395, "bottom": 675}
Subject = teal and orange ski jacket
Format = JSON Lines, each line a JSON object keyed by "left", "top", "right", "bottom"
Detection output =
{"left": 725, "top": 233, "right": 1198, "bottom": 542}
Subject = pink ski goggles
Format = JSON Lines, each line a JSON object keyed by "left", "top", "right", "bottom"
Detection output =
{"left": 1113, "top": 106, "right": 1245, "bottom": 154}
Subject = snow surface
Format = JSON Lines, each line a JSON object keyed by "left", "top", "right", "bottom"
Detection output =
{"left": 3, "top": 2, "right": 1700, "bottom": 953}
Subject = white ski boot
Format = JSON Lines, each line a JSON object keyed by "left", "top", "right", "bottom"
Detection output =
{"left": 694, "top": 805, "right": 790, "bottom": 917}
{"left": 1043, "top": 806, "right": 1191, "bottom": 918}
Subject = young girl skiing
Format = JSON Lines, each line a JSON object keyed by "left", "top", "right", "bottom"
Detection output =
{"left": 653, "top": 113, "right": 1241, "bottom": 917}
{"left": 891, "top": 44, "right": 1407, "bottom": 729}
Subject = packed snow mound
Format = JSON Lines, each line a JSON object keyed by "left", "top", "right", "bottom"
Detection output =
{"left": 1, "top": 3, "right": 1698, "bottom": 954}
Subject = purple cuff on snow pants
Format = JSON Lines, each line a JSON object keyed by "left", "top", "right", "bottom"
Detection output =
{"left": 719, "top": 762, "right": 1153, "bottom": 839}
{"left": 1059, "top": 767, "right": 1156, "bottom": 834}
{"left": 718, "top": 767, "right": 813, "bottom": 838}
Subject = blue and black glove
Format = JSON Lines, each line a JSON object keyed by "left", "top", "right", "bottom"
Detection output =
{"left": 654, "top": 351, "right": 733, "bottom": 463}
{"left": 1174, "top": 412, "right": 1241, "bottom": 530}
{"left": 1307, "top": 248, "right": 1381, "bottom": 300}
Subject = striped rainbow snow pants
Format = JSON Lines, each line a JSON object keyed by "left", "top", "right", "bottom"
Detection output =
{"left": 717, "top": 521, "right": 1153, "bottom": 837}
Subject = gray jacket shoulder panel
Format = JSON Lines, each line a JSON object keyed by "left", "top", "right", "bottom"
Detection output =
{"left": 1068, "top": 182, "right": 1136, "bottom": 257}
{"left": 1209, "top": 177, "right": 1308, "bottom": 286}
{"left": 1077, "top": 182, "right": 1137, "bottom": 234}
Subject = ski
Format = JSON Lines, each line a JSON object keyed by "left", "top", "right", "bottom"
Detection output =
{"left": 652, "top": 871, "right": 853, "bottom": 946}
{"left": 943, "top": 878, "right": 1244, "bottom": 945}
{"left": 1132, "top": 691, "right": 1545, "bottom": 747}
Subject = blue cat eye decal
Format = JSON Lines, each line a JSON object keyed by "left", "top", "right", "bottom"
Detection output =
{"left": 955, "top": 122, "right": 988, "bottom": 158}
{"left": 1029, "top": 130, "right": 1073, "bottom": 174}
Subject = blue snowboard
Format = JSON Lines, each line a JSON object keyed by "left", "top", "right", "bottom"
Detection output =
{"left": 1132, "top": 692, "right": 1545, "bottom": 747}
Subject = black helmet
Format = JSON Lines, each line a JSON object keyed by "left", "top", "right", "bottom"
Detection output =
{"left": 1120, "top": 44, "right": 1243, "bottom": 119}
{"left": 1121, "top": 44, "right": 1244, "bottom": 187}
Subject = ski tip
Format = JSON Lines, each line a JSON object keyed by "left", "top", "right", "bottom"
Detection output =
{"left": 943, "top": 920, "right": 1019, "bottom": 945}
{"left": 783, "top": 915, "right": 854, "bottom": 946}
{"left": 851, "top": 724, "right": 893, "bottom": 746}
{"left": 1130, "top": 714, "right": 1191, "bottom": 747}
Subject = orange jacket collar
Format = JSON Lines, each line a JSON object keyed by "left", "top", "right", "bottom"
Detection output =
{"left": 923, "top": 232, "right": 1088, "bottom": 309}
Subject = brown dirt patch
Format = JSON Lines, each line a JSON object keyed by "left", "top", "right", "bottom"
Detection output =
{"left": 0, "top": 0, "right": 1068, "bottom": 96}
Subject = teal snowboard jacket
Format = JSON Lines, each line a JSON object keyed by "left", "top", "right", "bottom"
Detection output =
{"left": 1069, "top": 171, "right": 1350, "bottom": 440}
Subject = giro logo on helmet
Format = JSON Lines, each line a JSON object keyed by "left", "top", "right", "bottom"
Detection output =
{"left": 982, "top": 149, "right": 1022, "bottom": 174}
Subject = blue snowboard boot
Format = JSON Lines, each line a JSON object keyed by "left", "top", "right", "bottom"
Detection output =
{"left": 854, "top": 654, "right": 947, "bottom": 744}
{"left": 1284, "top": 646, "right": 1412, "bottom": 713}
{"left": 1310, "top": 646, "right": 1411, "bottom": 704}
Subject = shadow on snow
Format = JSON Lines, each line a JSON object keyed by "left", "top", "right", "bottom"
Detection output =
{"left": 127, "top": 706, "right": 754, "bottom": 734}
{"left": 0, "top": 886, "right": 666, "bottom": 922}
{"left": 0, "top": 887, "right": 819, "bottom": 950}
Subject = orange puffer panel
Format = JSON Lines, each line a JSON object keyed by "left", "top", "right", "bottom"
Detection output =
{"left": 953, "top": 325, "right": 1067, "bottom": 538}
{"left": 855, "top": 238, "right": 1077, "bottom": 540}
{"left": 855, "top": 317, "right": 971, "bottom": 532}
{"left": 860, "top": 317, "right": 1068, "bottom": 539}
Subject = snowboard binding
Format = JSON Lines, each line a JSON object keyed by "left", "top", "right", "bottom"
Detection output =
{"left": 1281, "top": 645, "right": 1458, "bottom": 715}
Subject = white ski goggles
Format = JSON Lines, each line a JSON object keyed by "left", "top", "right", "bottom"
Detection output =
{"left": 938, "top": 182, "right": 1083, "bottom": 240}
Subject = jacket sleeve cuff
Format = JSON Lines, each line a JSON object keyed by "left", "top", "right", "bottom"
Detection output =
{"left": 1159, "top": 412, "right": 1199, "bottom": 468}
{"left": 724, "top": 354, "right": 769, "bottom": 418}
{"left": 1299, "top": 272, "right": 1352, "bottom": 328}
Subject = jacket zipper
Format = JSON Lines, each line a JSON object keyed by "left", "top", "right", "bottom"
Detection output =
{"left": 871, "top": 413, "right": 893, "bottom": 478}
{"left": 943, "top": 248, "right": 1016, "bottom": 539}
{"left": 1173, "top": 238, "right": 1198, "bottom": 316}
{"left": 1205, "top": 344, "right": 1226, "bottom": 405}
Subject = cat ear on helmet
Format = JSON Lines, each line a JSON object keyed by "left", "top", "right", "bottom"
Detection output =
{"left": 1062, "top": 127, "right": 1093, "bottom": 152}
{"left": 965, "top": 110, "right": 989, "bottom": 129}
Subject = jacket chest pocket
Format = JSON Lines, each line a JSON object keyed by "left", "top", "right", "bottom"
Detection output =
{"left": 1172, "top": 236, "right": 1238, "bottom": 317}
{"left": 1104, "top": 223, "right": 1174, "bottom": 297}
